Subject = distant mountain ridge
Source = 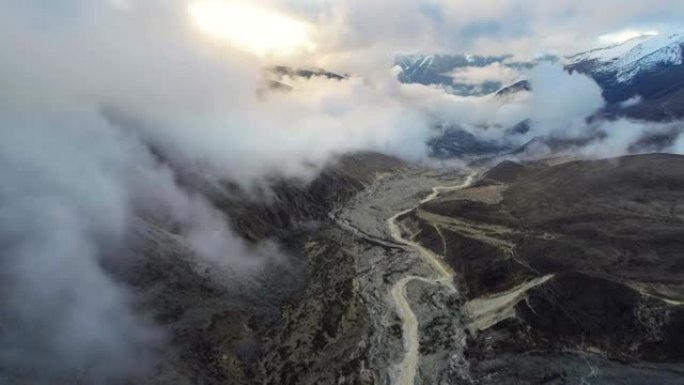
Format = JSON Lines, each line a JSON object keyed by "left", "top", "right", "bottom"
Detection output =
{"left": 260, "top": 66, "right": 346, "bottom": 94}
{"left": 394, "top": 53, "right": 542, "bottom": 96}
{"left": 397, "top": 33, "right": 684, "bottom": 120}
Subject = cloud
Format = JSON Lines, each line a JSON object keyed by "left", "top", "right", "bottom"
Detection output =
{"left": 0, "top": 112, "right": 161, "bottom": 381}
{"left": 526, "top": 63, "right": 605, "bottom": 137}
{"left": 449, "top": 62, "right": 522, "bottom": 85}
{"left": 291, "top": 0, "right": 684, "bottom": 61}
{"left": 0, "top": 2, "right": 302, "bottom": 380}
{"left": 670, "top": 129, "right": 684, "bottom": 154}
{"left": 619, "top": 95, "right": 643, "bottom": 108}
{"left": 579, "top": 120, "right": 654, "bottom": 157}
{"left": 599, "top": 29, "right": 659, "bottom": 45}
{"left": 0, "top": 1, "right": 486, "bottom": 380}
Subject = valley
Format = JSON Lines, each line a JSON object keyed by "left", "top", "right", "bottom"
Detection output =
{"left": 259, "top": 167, "right": 473, "bottom": 384}
{"left": 257, "top": 153, "right": 684, "bottom": 384}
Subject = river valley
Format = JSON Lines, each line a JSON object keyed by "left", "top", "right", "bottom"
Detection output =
{"left": 258, "top": 167, "right": 474, "bottom": 384}
{"left": 258, "top": 156, "right": 684, "bottom": 385}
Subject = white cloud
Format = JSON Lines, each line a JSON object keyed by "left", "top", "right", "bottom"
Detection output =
{"left": 580, "top": 120, "right": 650, "bottom": 157}
{"left": 671, "top": 131, "right": 684, "bottom": 154}
{"left": 449, "top": 62, "right": 522, "bottom": 85}
{"left": 599, "top": 29, "right": 659, "bottom": 45}
{"left": 0, "top": 3, "right": 489, "bottom": 378}
{"left": 619, "top": 95, "right": 643, "bottom": 108}
{"left": 285, "top": 0, "right": 684, "bottom": 60}
{"left": 527, "top": 63, "right": 605, "bottom": 137}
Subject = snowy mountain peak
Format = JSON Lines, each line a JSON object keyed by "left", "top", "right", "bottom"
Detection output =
{"left": 568, "top": 34, "right": 653, "bottom": 63}
{"left": 569, "top": 32, "right": 684, "bottom": 83}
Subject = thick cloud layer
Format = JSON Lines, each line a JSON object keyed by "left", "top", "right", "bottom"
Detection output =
{"left": 0, "top": 115, "right": 160, "bottom": 379}
{"left": 449, "top": 62, "right": 521, "bottom": 86}
{"left": 0, "top": 1, "right": 495, "bottom": 380}
{"left": 290, "top": 0, "right": 684, "bottom": 63}
{"left": 526, "top": 63, "right": 605, "bottom": 138}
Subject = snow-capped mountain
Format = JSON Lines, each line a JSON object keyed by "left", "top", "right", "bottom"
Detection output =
{"left": 569, "top": 32, "right": 684, "bottom": 84}
{"left": 568, "top": 35, "right": 653, "bottom": 65}
{"left": 568, "top": 32, "right": 684, "bottom": 119}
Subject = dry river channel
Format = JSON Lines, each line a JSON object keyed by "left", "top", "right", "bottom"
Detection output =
{"left": 330, "top": 168, "right": 475, "bottom": 384}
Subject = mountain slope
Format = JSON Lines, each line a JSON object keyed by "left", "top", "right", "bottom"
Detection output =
{"left": 404, "top": 154, "right": 684, "bottom": 384}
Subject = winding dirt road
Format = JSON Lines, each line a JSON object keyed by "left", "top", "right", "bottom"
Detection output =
{"left": 387, "top": 173, "right": 475, "bottom": 385}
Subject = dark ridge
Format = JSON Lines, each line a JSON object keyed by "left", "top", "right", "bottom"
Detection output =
{"left": 494, "top": 80, "right": 530, "bottom": 97}
{"left": 481, "top": 160, "right": 528, "bottom": 184}
{"left": 269, "top": 66, "right": 346, "bottom": 81}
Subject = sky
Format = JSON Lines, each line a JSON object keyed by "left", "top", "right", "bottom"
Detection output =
{"left": 213, "top": 0, "right": 684, "bottom": 67}
{"left": 17, "top": 0, "right": 684, "bottom": 68}
{"left": 1, "top": 0, "right": 683, "bottom": 382}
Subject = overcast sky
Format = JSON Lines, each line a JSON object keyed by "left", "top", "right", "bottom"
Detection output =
{"left": 11, "top": 1, "right": 684, "bottom": 64}
{"left": 291, "top": 0, "right": 684, "bottom": 52}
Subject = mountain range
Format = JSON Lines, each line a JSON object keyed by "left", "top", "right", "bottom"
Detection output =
{"left": 399, "top": 32, "right": 684, "bottom": 120}
{"left": 394, "top": 53, "right": 553, "bottom": 96}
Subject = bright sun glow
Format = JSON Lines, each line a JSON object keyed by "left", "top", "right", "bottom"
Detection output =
{"left": 188, "top": 1, "right": 316, "bottom": 56}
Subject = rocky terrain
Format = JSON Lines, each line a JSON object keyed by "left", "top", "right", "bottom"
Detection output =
{"left": 114, "top": 158, "right": 479, "bottom": 385}
{"left": 258, "top": 167, "right": 474, "bottom": 384}
{"left": 256, "top": 152, "right": 684, "bottom": 385}
{"left": 400, "top": 153, "right": 684, "bottom": 384}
